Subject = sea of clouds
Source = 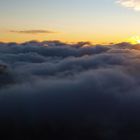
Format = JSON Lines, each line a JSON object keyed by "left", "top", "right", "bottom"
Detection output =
{"left": 0, "top": 41, "right": 140, "bottom": 139}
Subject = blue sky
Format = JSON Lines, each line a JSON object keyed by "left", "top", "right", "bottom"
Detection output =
{"left": 0, "top": 0, "right": 140, "bottom": 43}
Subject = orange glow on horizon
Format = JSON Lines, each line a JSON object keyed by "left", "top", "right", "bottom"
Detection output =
{"left": 0, "top": 31, "right": 128, "bottom": 44}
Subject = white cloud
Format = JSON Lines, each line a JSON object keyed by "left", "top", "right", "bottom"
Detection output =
{"left": 117, "top": 0, "right": 140, "bottom": 11}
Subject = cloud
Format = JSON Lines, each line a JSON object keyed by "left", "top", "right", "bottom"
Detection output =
{"left": 1, "top": 41, "right": 140, "bottom": 139}
{"left": 10, "top": 29, "right": 56, "bottom": 34}
{"left": 117, "top": 0, "right": 140, "bottom": 11}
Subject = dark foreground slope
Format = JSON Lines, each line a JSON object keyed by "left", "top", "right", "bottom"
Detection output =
{"left": 0, "top": 41, "right": 140, "bottom": 139}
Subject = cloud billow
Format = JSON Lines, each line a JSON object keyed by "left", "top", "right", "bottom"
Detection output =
{"left": 1, "top": 41, "right": 140, "bottom": 139}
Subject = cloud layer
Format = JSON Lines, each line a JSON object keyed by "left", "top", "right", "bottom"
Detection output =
{"left": 117, "top": 0, "right": 140, "bottom": 11}
{"left": 10, "top": 29, "right": 56, "bottom": 34}
{"left": 1, "top": 41, "right": 140, "bottom": 139}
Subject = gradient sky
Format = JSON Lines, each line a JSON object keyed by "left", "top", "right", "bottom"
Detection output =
{"left": 0, "top": 0, "right": 140, "bottom": 43}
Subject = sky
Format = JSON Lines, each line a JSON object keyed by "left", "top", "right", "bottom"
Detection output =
{"left": 0, "top": 0, "right": 140, "bottom": 43}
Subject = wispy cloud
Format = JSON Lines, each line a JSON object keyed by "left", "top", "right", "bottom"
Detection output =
{"left": 10, "top": 30, "right": 57, "bottom": 34}
{"left": 117, "top": 0, "right": 140, "bottom": 11}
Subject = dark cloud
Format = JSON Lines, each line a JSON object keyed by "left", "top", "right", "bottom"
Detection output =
{"left": 0, "top": 41, "right": 140, "bottom": 139}
{"left": 10, "top": 30, "right": 57, "bottom": 34}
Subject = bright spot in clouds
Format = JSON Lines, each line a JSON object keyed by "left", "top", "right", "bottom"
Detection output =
{"left": 117, "top": 0, "right": 140, "bottom": 11}
{"left": 127, "top": 35, "right": 140, "bottom": 44}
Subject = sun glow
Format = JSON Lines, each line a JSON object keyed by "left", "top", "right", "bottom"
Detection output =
{"left": 128, "top": 36, "right": 140, "bottom": 44}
